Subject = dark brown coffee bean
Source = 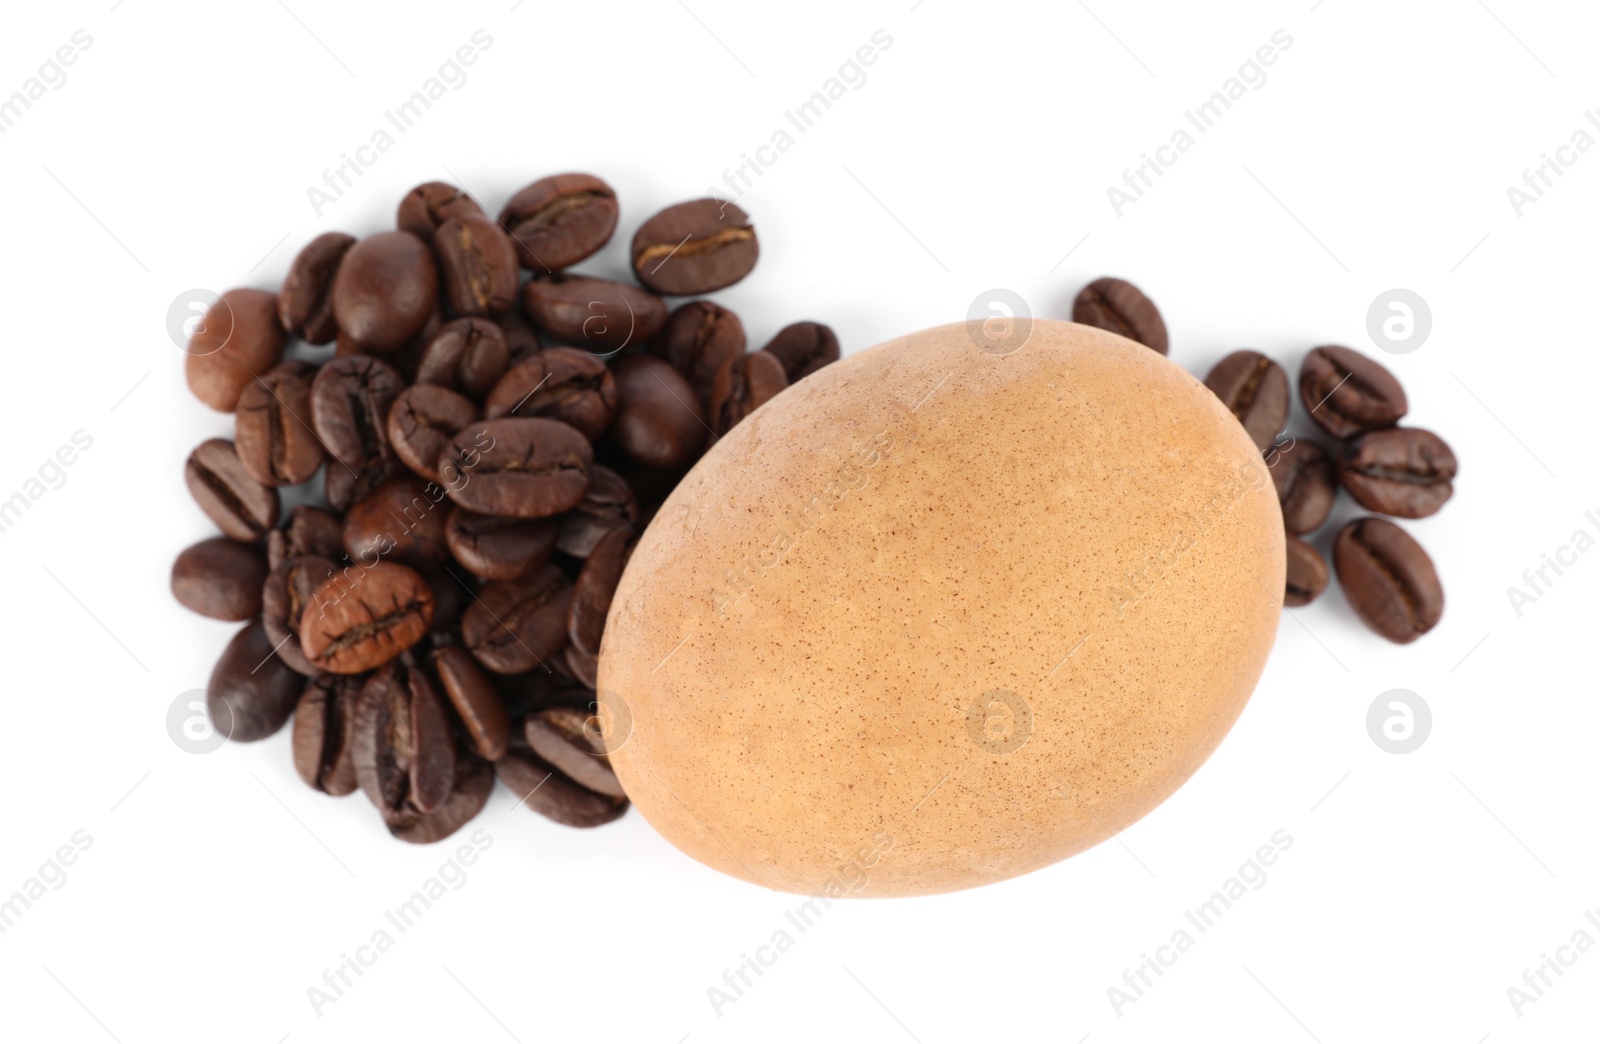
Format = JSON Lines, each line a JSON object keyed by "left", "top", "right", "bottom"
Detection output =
{"left": 445, "top": 507, "right": 559, "bottom": 580}
{"left": 608, "top": 355, "right": 708, "bottom": 469}
{"left": 1334, "top": 518, "right": 1443, "bottom": 643}
{"left": 1284, "top": 537, "right": 1329, "bottom": 607}
{"left": 498, "top": 309, "right": 543, "bottom": 364}
{"left": 324, "top": 456, "right": 400, "bottom": 514}
{"left": 557, "top": 465, "right": 638, "bottom": 559}
{"left": 432, "top": 645, "right": 511, "bottom": 760}
{"left": 1299, "top": 345, "right": 1407, "bottom": 439}
{"left": 207, "top": 619, "right": 303, "bottom": 742}
{"left": 761, "top": 321, "right": 839, "bottom": 382}
{"left": 355, "top": 659, "right": 456, "bottom": 818}
{"left": 525, "top": 707, "right": 626, "bottom": 798}
{"left": 521, "top": 274, "right": 667, "bottom": 355}
{"left": 342, "top": 476, "right": 452, "bottom": 570}
{"left": 566, "top": 526, "right": 633, "bottom": 688}
{"left": 331, "top": 231, "right": 439, "bottom": 353}
{"left": 495, "top": 745, "right": 627, "bottom": 828}
{"left": 484, "top": 349, "right": 617, "bottom": 441}
{"left": 1204, "top": 350, "right": 1289, "bottom": 453}
{"left": 300, "top": 561, "right": 435, "bottom": 673}
{"left": 387, "top": 384, "right": 478, "bottom": 483}
{"left": 310, "top": 355, "right": 405, "bottom": 471}
{"left": 415, "top": 318, "right": 510, "bottom": 398}
{"left": 1269, "top": 440, "right": 1337, "bottom": 536}
{"left": 632, "top": 199, "right": 758, "bottom": 295}
{"left": 461, "top": 564, "right": 572, "bottom": 674}
{"left": 396, "top": 181, "right": 483, "bottom": 240}
{"left": 234, "top": 361, "right": 326, "bottom": 486}
{"left": 268, "top": 505, "right": 345, "bottom": 569}
{"left": 185, "top": 438, "right": 280, "bottom": 541}
{"left": 441, "top": 417, "right": 594, "bottom": 519}
{"left": 708, "top": 350, "right": 787, "bottom": 436}
{"left": 434, "top": 212, "right": 519, "bottom": 317}
{"left": 1338, "top": 427, "right": 1457, "bottom": 519}
{"left": 292, "top": 674, "right": 363, "bottom": 796}
{"left": 279, "top": 232, "right": 355, "bottom": 344}
{"left": 171, "top": 537, "right": 267, "bottom": 621}
{"left": 498, "top": 173, "right": 618, "bottom": 271}
{"left": 1072, "top": 277, "right": 1168, "bottom": 355}
{"left": 264, "top": 554, "right": 338, "bottom": 676}
{"left": 652, "top": 300, "right": 745, "bottom": 398}
{"left": 185, "top": 288, "right": 288, "bottom": 412}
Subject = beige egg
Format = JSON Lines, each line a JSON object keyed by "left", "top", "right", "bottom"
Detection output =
{"left": 598, "top": 319, "right": 1283, "bottom": 897}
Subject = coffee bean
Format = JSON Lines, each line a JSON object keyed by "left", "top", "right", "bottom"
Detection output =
{"left": 397, "top": 181, "right": 483, "bottom": 240}
{"left": 292, "top": 674, "right": 363, "bottom": 796}
{"left": 268, "top": 505, "right": 345, "bottom": 569}
{"left": 1299, "top": 345, "right": 1407, "bottom": 439}
{"left": 263, "top": 554, "right": 338, "bottom": 676}
{"left": 521, "top": 274, "right": 667, "bottom": 354}
{"left": 186, "top": 438, "right": 280, "bottom": 541}
{"left": 300, "top": 561, "right": 435, "bottom": 673}
{"left": 235, "top": 361, "right": 326, "bottom": 486}
{"left": 185, "top": 288, "right": 287, "bottom": 412}
{"left": 171, "top": 537, "right": 267, "bottom": 621}
{"left": 498, "top": 309, "right": 543, "bottom": 364}
{"left": 432, "top": 645, "right": 512, "bottom": 760}
{"left": 557, "top": 465, "right": 638, "bottom": 559}
{"left": 1284, "top": 537, "right": 1329, "bottom": 607}
{"left": 1204, "top": 350, "right": 1289, "bottom": 453}
{"left": 498, "top": 173, "right": 618, "bottom": 271}
{"left": 761, "top": 321, "right": 839, "bottom": 382}
{"left": 608, "top": 355, "right": 708, "bottom": 469}
{"left": 332, "top": 232, "right": 439, "bottom": 353}
{"left": 310, "top": 354, "right": 406, "bottom": 471}
{"left": 343, "top": 476, "right": 453, "bottom": 570}
{"left": 325, "top": 456, "right": 400, "bottom": 514}
{"left": 388, "top": 384, "right": 477, "bottom": 484}
{"left": 415, "top": 318, "right": 510, "bottom": 399}
{"left": 445, "top": 507, "right": 559, "bottom": 580}
{"left": 709, "top": 350, "right": 787, "bottom": 436}
{"left": 1269, "top": 440, "right": 1337, "bottom": 536}
{"left": 495, "top": 743, "right": 627, "bottom": 828}
{"left": 207, "top": 619, "right": 303, "bottom": 742}
{"left": 461, "top": 564, "right": 572, "bottom": 674}
{"left": 632, "top": 199, "right": 758, "bottom": 296}
{"left": 279, "top": 232, "right": 356, "bottom": 344}
{"left": 525, "top": 707, "right": 626, "bottom": 799}
{"left": 653, "top": 300, "right": 745, "bottom": 399}
{"left": 566, "top": 526, "right": 633, "bottom": 688}
{"left": 434, "top": 212, "right": 519, "bottom": 317}
{"left": 1334, "top": 517, "right": 1443, "bottom": 643}
{"left": 1072, "top": 277, "right": 1168, "bottom": 355}
{"left": 1338, "top": 427, "right": 1457, "bottom": 519}
{"left": 441, "top": 417, "right": 594, "bottom": 519}
{"left": 484, "top": 349, "right": 617, "bottom": 441}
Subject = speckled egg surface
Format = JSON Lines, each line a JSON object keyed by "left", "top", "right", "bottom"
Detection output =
{"left": 597, "top": 319, "right": 1283, "bottom": 897}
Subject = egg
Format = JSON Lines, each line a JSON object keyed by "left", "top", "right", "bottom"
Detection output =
{"left": 597, "top": 319, "right": 1283, "bottom": 897}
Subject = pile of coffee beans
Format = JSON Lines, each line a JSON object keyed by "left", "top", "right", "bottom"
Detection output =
{"left": 1072, "top": 277, "right": 1453, "bottom": 644}
{"left": 174, "top": 174, "right": 839, "bottom": 843}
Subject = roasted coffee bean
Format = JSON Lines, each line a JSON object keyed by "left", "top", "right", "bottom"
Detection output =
{"left": 498, "top": 173, "right": 618, "bottom": 271}
{"left": 300, "top": 561, "right": 435, "bottom": 673}
{"left": 498, "top": 309, "right": 543, "bottom": 364}
{"left": 1299, "top": 345, "right": 1407, "bottom": 439}
{"left": 268, "top": 505, "right": 345, "bottom": 569}
{"left": 1284, "top": 537, "right": 1329, "bottom": 608}
{"left": 445, "top": 508, "right": 559, "bottom": 580}
{"left": 434, "top": 212, "right": 519, "bottom": 317}
{"left": 1337, "top": 427, "right": 1457, "bottom": 519}
{"left": 1204, "top": 350, "right": 1289, "bottom": 453}
{"left": 566, "top": 526, "right": 633, "bottom": 688}
{"left": 432, "top": 645, "right": 512, "bottom": 760}
{"left": 495, "top": 744, "right": 627, "bottom": 828}
{"left": 557, "top": 465, "right": 638, "bottom": 559}
{"left": 331, "top": 231, "right": 439, "bottom": 353}
{"left": 207, "top": 619, "right": 303, "bottom": 742}
{"left": 263, "top": 554, "right": 338, "bottom": 676}
{"left": 761, "top": 321, "right": 839, "bottom": 382}
{"left": 325, "top": 456, "right": 400, "bottom": 514}
{"left": 521, "top": 274, "right": 667, "bottom": 355}
{"left": 279, "top": 232, "right": 356, "bottom": 344}
{"left": 525, "top": 707, "right": 626, "bottom": 798}
{"left": 441, "top": 417, "right": 594, "bottom": 519}
{"left": 608, "top": 355, "right": 707, "bottom": 469}
{"left": 415, "top": 318, "right": 509, "bottom": 398}
{"left": 1334, "top": 518, "right": 1443, "bottom": 643}
{"left": 1072, "top": 277, "right": 1168, "bottom": 355}
{"left": 292, "top": 674, "right": 363, "bottom": 796}
{"left": 652, "top": 300, "right": 745, "bottom": 398}
{"left": 388, "top": 384, "right": 477, "bottom": 483}
{"left": 234, "top": 361, "right": 326, "bottom": 486}
{"left": 356, "top": 659, "right": 456, "bottom": 815}
{"left": 310, "top": 354, "right": 406, "bottom": 471}
{"left": 461, "top": 564, "right": 572, "bottom": 674}
{"left": 171, "top": 537, "right": 267, "bottom": 621}
{"left": 632, "top": 198, "right": 758, "bottom": 295}
{"left": 185, "top": 438, "right": 280, "bottom": 541}
{"left": 396, "top": 181, "right": 483, "bottom": 240}
{"left": 1269, "top": 440, "right": 1337, "bottom": 536}
{"left": 343, "top": 476, "right": 452, "bottom": 570}
{"left": 708, "top": 350, "right": 787, "bottom": 436}
{"left": 185, "top": 288, "right": 288, "bottom": 412}
{"left": 484, "top": 349, "right": 617, "bottom": 441}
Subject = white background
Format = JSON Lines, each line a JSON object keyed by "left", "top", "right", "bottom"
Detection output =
{"left": 0, "top": 0, "right": 1595, "bottom": 1040}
